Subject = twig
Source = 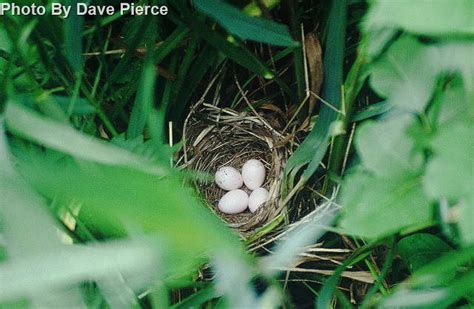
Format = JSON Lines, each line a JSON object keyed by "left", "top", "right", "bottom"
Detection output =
{"left": 234, "top": 77, "right": 283, "bottom": 138}
{"left": 274, "top": 267, "right": 375, "bottom": 284}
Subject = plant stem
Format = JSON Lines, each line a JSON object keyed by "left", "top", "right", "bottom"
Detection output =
{"left": 325, "top": 43, "right": 368, "bottom": 190}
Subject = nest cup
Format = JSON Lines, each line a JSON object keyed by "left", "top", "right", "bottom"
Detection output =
{"left": 181, "top": 102, "right": 290, "bottom": 234}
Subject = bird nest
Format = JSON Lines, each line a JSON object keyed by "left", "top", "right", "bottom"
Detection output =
{"left": 180, "top": 102, "right": 293, "bottom": 235}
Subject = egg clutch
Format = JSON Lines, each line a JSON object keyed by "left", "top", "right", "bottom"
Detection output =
{"left": 215, "top": 159, "right": 269, "bottom": 214}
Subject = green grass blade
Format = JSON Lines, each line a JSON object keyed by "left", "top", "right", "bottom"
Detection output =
{"left": 104, "top": 15, "right": 154, "bottom": 95}
{"left": 63, "top": 0, "right": 83, "bottom": 73}
{"left": 172, "top": 287, "right": 217, "bottom": 309}
{"left": 167, "top": 32, "right": 199, "bottom": 121}
{"left": 4, "top": 101, "right": 168, "bottom": 176}
{"left": 194, "top": 0, "right": 297, "bottom": 47}
{"left": 284, "top": 0, "right": 348, "bottom": 184}
{"left": 168, "top": 44, "right": 220, "bottom": 123}
{"left": 189, "top": 19, "right": 274, "bottom": 78}
{"left": 230, "top": 46, "right": 296, "bottom": 107}
{"left": 352, "top": 101, "right": 391, "bottom": 122}
{"left": 127, "top": 60, "right": 156, "bottom": 139}
{"left": 127, "top": 24, "right": 158, "bottom": 139}
{"left": 150, "top": 55, "right": 178, "bottom": 143}
{"left": 317, "top": 240, "right": 382, "bottom": 308}
{"left": 153, "top": 26, "right": 190, "bottom": 65}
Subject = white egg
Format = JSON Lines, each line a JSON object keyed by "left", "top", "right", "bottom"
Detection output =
{"left": 242, "top": 159, "right": 266, "bottom": 190}
{"left": 248, "top": 188, "right": 269, "bottom": 213}
{"left": 215, "top": 166, "right": 243, "bottom": 191}
{"left": 218, "top": 189, "right": 249, "bottom": 214}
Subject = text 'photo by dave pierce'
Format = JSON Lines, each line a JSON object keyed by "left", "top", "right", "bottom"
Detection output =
{"left": 0, "top": 2, "right": 169, "bottom": 18}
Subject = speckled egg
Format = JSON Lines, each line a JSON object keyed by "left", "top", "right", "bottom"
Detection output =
{"left": 248, "top": 187, "right": 269, "bottom": 213}
{"left": 242, "top": 159, "right": 266, "bottom": 190}
{"left": 218, "top": 189, "right": 249, "bottom": 214}
{"left": 215, "top": 166, "right": 243, "bottom": 191}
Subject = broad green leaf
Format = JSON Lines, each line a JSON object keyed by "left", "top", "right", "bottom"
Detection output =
{"left": 0, "top": 120, "right": 84, "bottom": 307}
{"left": 369, "top": 36, "right": 436, "bottom": 112}
{"left": 0, "top": 121, "right": 62, "bottom": 257}
{"left": 4, "top": 102, "right": 169, "bottom": 176}
{"left": 398, "top": 233, "right": 452, "bottom": 273}
{"left": 424, "top": 123, "right": 474, "bottom": 200}
{"left": 194, "top": 0, "right": 297, "bottom": 47}
{"left": 424, "top": 122, "right": 474, "bottom": 244}
{"left": 355, "top": 115, "right": 423, "bottom": 177}
{"left": 16, "top": 153, "right": 243, "bottom": 278}
{"left": 438, "top": 42, "right": 474, "bottom": 92}
{"left": 411, "top": 246, "right": 474, "bottom": 287}
{"left": 459, "top": 196, "right": 474, "bottom": 246}
{"left": 437, "top": 79, "right": 474, "bottom": 126}
{"left": 0, "top": 239, "right": 158, "bottom": 305}
{"left": 370, "top": 35, "right": 474, "bottom": 112}
{"left": 364, "top": 0, "right": 474, "bottom": 37}
{"left": 4, "top": 123, "right": 145, "bottom": 308}
{"left": 339, "top": 169, "right": 432, "bottom": 238}
{"left": 424, "top": 82, "right": 474, "bottom": 224}
{"left": 364, "top": 28, "right": 397, "bottom": 59}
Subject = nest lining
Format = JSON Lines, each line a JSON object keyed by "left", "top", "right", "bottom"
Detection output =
{"left": 181, "top": 103, "right": 290, "bottom": 233}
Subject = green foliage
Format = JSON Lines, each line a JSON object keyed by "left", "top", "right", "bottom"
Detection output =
{"left": 284, "top": 0, "right": 347, "bottom": 185}
{"left": 335, "top": 0, "right": 474, "bottom": 306}
{"left": 364, "top": 0, "right": 474, "bottom": 37}
{"left": 424, "top": 115, "right": 474, "bottom": 244}
{"left": 384, "top": 246, "right": 474, "bottom": 307}
{"left": 194, "top": 0, "right": 297, "bottom": 47}
{"left": 370, "top": 35, "right": 474, "bottom": 112}
{"left": 127, "top": 48, "right": 157, "bottom": 140}
{"left": 398, "top": 233, "right": 452, "bottom": 273}
{"left": 355, "top": 115, "right": 423, "bottom": 176}
{"left": 340, "top": 168, "right": 432, "bottom": 238}
{"left": 189, "top": 18, "right": 275, "bottom": 78}
{"left": 5, "top": 102, "right": 169, "bottom": 176}
{"left": 1, "top": 0, "right": 473, "bottom": 307}
{"left": 63, "top": 0, "right": 83, "bottom": 73}
{"left": 17, "top": 154, "right": 242, "bottom": 270}
{"left": 0, "top": 28, "right": 12, "bottom": 52}
{"left": 340, "top": 1, "right": 474, "bottom": 244}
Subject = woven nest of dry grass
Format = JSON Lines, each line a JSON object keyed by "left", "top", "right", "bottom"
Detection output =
{"left": 180, "top": 101, "right": 293, "bottom": 234}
